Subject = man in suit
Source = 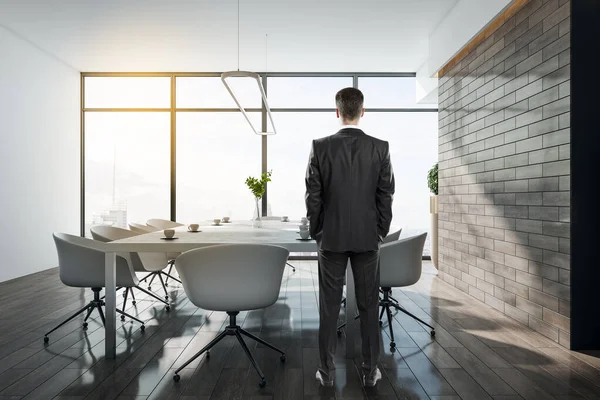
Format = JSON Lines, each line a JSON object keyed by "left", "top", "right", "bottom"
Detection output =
{"left": 305, "top": 87, "right": 395, "bottom": 388}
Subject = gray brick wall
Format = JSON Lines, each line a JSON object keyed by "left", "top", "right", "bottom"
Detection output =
{"left": 437, "top": 0, "right": 571, "bottom": 347}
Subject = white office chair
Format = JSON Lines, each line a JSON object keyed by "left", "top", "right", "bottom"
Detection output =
{"left": 172, "top": 244, "right": 290, "bottom": 388}
{"left": 44, "top": 233, "right": 145, "bottom": 343}
{"left": 129, "top": 222, "right": 156, "bottom": 234}
{"left": 145, "top": 218, "right": 183, "bottom": 286}
{"left": 90, "top": 226, "right": 172, "bottom": 312}
{"left": 379, "top": 232, "right": 433, "bottom": 351}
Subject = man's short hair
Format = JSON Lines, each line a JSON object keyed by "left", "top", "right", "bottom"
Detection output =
{"left": 335, "top": 87, "right": 364, "bottom": 121}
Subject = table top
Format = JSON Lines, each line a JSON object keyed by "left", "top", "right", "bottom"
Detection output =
{"left": 105, "top": 220, "right": 317, "bottom": 253}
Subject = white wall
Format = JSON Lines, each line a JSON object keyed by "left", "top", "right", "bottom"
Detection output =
{"left": 0, "top": 25, "right": 80, "bottom": 282}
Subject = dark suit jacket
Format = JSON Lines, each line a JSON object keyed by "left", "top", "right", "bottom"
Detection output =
{"left": 305, "top": 127, "right": 395, "bottom": 253}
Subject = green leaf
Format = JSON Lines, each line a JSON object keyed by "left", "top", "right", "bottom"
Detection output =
{"left": 427, "top": 163, "right": 438, "bottom": 195}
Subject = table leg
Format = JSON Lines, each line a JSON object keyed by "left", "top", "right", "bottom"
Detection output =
{"left": 105, "top": 252, "right": 116, "bottom": 359}
{"left": 345, "top": 260, "right": 357, "bottom": 358}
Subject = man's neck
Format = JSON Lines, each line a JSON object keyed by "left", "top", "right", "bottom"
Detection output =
{"left": 340, "top": 122, "right": 360, "bottom": 129}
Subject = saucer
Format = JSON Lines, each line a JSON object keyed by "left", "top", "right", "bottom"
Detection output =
{"left": 221, "top": 221, "right": 231, "bottom": 223}
{"left": 296, "top": 238, "right": 312, "bottom": 241}
{"left": 212, "top": 223, "right": 222, "bottom": 226}
{"left": 187, "top": 230, "right": 202, "bottom": 233}
{"left": 161, "top": 237, "right": 178, "bottom": 240}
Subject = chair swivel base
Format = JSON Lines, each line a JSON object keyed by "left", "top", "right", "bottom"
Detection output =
{"left": 43, "top": 287, "right": 145, "bottom": 343}
{"left": 173, "top": 311, "right": 285, "bottom": 387}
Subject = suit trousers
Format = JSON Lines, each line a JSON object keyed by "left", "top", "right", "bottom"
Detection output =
{"left": 317, "top": 249, "right": 381, "bottom": 377}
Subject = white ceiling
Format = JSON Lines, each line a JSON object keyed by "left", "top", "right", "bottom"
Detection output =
{"left": 0, "top": 0, "right": 458, "bottom": 72}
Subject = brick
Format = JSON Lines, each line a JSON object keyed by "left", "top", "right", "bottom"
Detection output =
{"left": 505, "top": 99, "right": 530, "bottom": 119}
{"left": 486, "top": 227, "right": 506, "bottom": 241}
{"left": 506, "top": 304, "right": 530, "bottom": 325}
{"left": 476, "top": 126, "right": 496, "bottom": 141}
{"left": 542, "top": 65, "right": 570, "bottom": 90}
{"left": 542, "top": 2, "right": 570, "bottom": 32}
{"left": 495, "top": 119, "right": 517, "bottom": 136}
{"left": 542, "top": 221, "right": 570, "bottom": 238}
{"left": 530, "top": 287, "right": 559, "bottom": 311}
{"left": 516, "top": 164, "right": 543, "bottom": 179}
{"left": 529, "top": 86, "right": 559, "bottom": 108}
{"left": 477, "top": 257, "right": 495, "bottom": 272}
{"left": 559, "top": 144, "right": 570, "bottom": 160}
{"left": 517, "top": 136, "right": 543, "bottom": 153}
{"left": 543, "top": 96, "right": 570, "bottom": 118}
{"left": 529, "top": 177, "right": 559, "bottom": 192}
{"left": 516, "top": 193, "right": 543, "bottom": 206}
{"left": 515, "top": 79, "right": 543, "bottom": 102}
{"left": 516, "top": 296, "right": 543, "bottom": 319}
{"left": 528, "top": 116, "right": 559, "bottom": 137}
{"left": 469, "top": 285, "right": 487, "bottom": 302}
{"left": 505, "top": 73, "right": 530, "bottom": 95}
{"left": 558, "top": 49, "right": 570, "bottom": 70}
{"left": 530, "top": 261, "right": 559, "bottom": 281}
{"left": 515, "top": 270, "right": 543, "bottom": 290}
{"left": 505, "top": 230, "right": 529, "bottom": 245}
{"left": 486, "top": 249, "right": 506, "bottom": 265}
{"left": 495, "top": 168, "right": 516, "bottom": 181}
{"left": 485, "top": 205, "right": 505, "bottom": 216}
{"left": 484, "top": 182, "right": 504, "bottom": 193}
{"left": 558, "top": 81, "right": 570, "bottom": 98}
{"left": 543, "top": 249, "right": 570, "bottom": 269}
{"left": 506, "top": 206, "right": 528, "bottom": 219}
{"left": 495, "top": 217, "right": 516, "bottom": 230}
{"left": 495, "top": 240, "right": 516, "bottom": 255}
{"left": 543, "top": 278, "right": 570, "bottom": 301}
{"left": 516, "top": 219, "right": 543, "bottom": 234}
{"left": 543, "top": 308, "right": 570, "bottom": 333}
{"left": 529, "top": 316, "right": 559, "bottom": 342}
{"left": 469, "top": 162, "right": 485, "bottom": 173}
{"left": 477, "top": 148, "right": 496, "bottom": 162}
{"left": 530, "top": 0, "right": 559, "bottom": 29}
{"left": 485, "top": 293, "right": 506, "bottom": 312}
{"left": 559, "top": 299, "right": 570, "bottom": 318}
{"left": 506, "top": 254, "right": 530, "bottom": 272}
{"left": 543, "top": 160, "right": 570, "bottom": 177}
{"left": 516, "top": 107, "right": 544, "bottom": 128}
{"left": 529, "top": 206, "right": 559, "bottom": 221}
{"left": 495, "top": 286, "right": 517, "bottom": 306}
{"left": 494, "top": 193, "right": 516, "bottom": 205}
{"left": 478, "top": 172, "right": 495, "bottom": 183}
{"left": 530, "top": 147, "right": 559, "bottom": 164}
{"left": 477, "top": 278, "right": 495, "bottom": 295}
{"left": 505, "top": 127, "right": 529, "bottom": 144}
{"left": 469, "top": 265, "right": 486, "bottom": 280}
{"left": 543, "top": 192, "right": 570, "bottom": 206}
{"left": 559, "top": 269, "right": 570, "bottom": 285}
{"left": 517, "top": 244, "right": 544, "bottom": 262}
{"left": 495, "top": 143, "right": 516, "bottom": 158}
{"left": 495, "top": 264, "right": 516, "bottom": 280}
{"left": 559, "top": 207, "right": 570, "bottom": 222}
{"left": 559, "top": 237, "right": 570, "bottom": 254}
{"left": 529, "top": 233, "right": 559, "bottom": 251}
{"left": 505, "top": 153, "right": 529, "bottom": 168}
{"left": 505, "top": 179, "right": 529, "bottom": 192}
{"left": 477, "top": 215, "right": 496, "bottom": 228}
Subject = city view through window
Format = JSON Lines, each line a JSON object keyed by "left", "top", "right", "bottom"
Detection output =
{"left": 83, "top": 75, "right": 438, "bottom": 255}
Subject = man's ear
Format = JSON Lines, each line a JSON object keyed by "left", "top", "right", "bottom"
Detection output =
{"left": 361, "top": 108, "right": 365, "bottom": 117}
{"left": 336, "top": 109, "right": 340, "bottom": 119}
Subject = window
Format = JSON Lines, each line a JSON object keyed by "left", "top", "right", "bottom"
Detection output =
{"left": 84, "top": 112, "right": 170, "bottom": 235}
{"left": 176, "top": 77, "right": 261, "bottom": 109}
{"left": 176, "top": 112, "right": 262, "bottom": 223}
{"left": 359, "top": 77, "right": 431, "bottom": 109}
{"left": 84, "top": 77, "right": 170, "bottom": 108}
{"left": 267, "top": 77, "right": 353, "bottom": 108}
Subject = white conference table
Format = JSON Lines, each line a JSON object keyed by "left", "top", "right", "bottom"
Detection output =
{"left": 103, "top": 220, "right": 359, "bottom": 359}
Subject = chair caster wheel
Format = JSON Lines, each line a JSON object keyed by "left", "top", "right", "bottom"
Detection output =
{"left": 123, "top": 293, "right": 126, "bottom": 298}
{"left": 280, "top": 354, "right": 286, "bottom": 362}
{"left": 140, "top": 325, "right": 145, "bottom": 332}
{"left": 120, "top": 315, "right": 125, "bottom": 321}
{"left": 206, "top": 350, "right": 210, "bottom": 359}
{"left": 430, "top": 330, "right": 435, "bottom": 337}
{"left": 390, "top": 346, "right": 396, "bottom": 353}
{"left": 43, "top": 336, "right": 49, "bottom": 343}
{"left": 259, "top": 379, "right": 266, "bottom": 388}
{"left": 166, "top": 306, "right": 171, "bottom": 312}
{"left": 379, "top": 320, "right": 383, "bottom": 326}
{"left": 148, "top": 287, "right": 152, "bottom": 291}
{"left": 165, "top": 283, "right": 169, "bottom": 287}
{"left": 165, "top": 296, "right": 169, "bottom": 301}
{"left": 337, "top": 329, "right": 342, "bottom": 336}
{"left": 390, "top": 342, "right": 396, "bottom": 349}
{"left": 173, "top": 374, "right": 180, "bottom": 382}
{"left": 83, "top": 322, "right": 88, "bottom": 328}
{"left": 132, "top": 301, "right": 136, "bottom": 305}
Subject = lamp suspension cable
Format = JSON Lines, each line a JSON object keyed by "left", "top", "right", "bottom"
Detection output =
{"left": 237, "top": 0, "right": 240, "bottom": 71}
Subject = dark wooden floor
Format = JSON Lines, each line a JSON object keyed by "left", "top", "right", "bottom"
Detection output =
{"left": 1, "top": 261, "right": 599, "bottom": 400}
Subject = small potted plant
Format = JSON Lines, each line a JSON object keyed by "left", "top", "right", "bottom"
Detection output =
{"left": 245, "top": 171, "right": 272, "bottom": 228}
{"left": 428, "top": 163, "right": 439, "bottom": 269}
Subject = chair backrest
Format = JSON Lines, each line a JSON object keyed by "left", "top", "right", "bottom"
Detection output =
{"left": 53, "top": 233, "right": 137, "bottom": 288}
{"left": 129, "top": 222, "right": 155, "bottom": 234}
{"left": 379, "top": 232, "right": 427, "bottom": 288}
{"left": 90, "top": 226, "right": 167, "bottom": 273}
{"left": 146, "top": 219, "right": 184, "bottom": 229}
{"left": 175, "top": 244, "right": 290, "bottom": 312}
{"left": 382, "top": 229, "right": 402, "bottom": 244}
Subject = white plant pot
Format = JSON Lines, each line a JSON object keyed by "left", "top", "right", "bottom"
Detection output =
{"left": 430, "top": 195, "right": 439, "bottom": 269}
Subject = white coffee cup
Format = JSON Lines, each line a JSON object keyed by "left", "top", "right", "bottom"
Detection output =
{"left": 222, "top": 217, "right": 230, "bottom": 223}
{"left": 163, "top": 229, "right": 175, "bottom": 238}
{"left": 213, "top": 219, "right": 221, "bottom": 225}
{"left": 299, "top": 224, "right": 309, "bottom": 231}
{"left": 300, "top": 217, "right": 308, "bottom": 225}
{"left": 299, "top": 230, "right": 310, "bottom": 239}
{"left": 188, "top": 224, "right": 199, "bottom": 232}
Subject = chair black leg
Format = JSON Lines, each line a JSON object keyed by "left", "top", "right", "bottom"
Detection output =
{"left": 385, "top": 304, "right": 396, "bottom": 351}
{"left": 136, "top": 286, "right": 170, "bottom": 307}
{"left": 97, "top": 304, "right": 106, "bottom": 326}
{"left": 44, "top": 304, "right": 92, "bottom": 341}
{"left": 148, "top": 273, "right": 157, "bottom": 289}
{"left": 161, "top": 271, "right": 181, "bottom": 284}
{"left": 164, "top": 263, "right": 174, "bottom": 286}
{"left": 121, "top": 288, "right": 130, "bottom": 320}
{"left": 240, "top": 328, "right": 285, "bottom": 356}
{"left": 83, "top": 305, "right": 94, "bottom": 323}
{"left": 379, "top": 305, "right": 386, "bottom": 323}
{"left": 397, "top": 306, "right": 436, "bottom": 335}
{"left": 130, "top": 288, "right": 136, "bottom": 305}
{"left": 235, "top": 331, "right": 266, "bottom": 387}
{"left": 286, "top": 262, "right": 296, "bottom": 272}
{"left": 174, "top": 330, "right": 228, "bottom": 375}
{"left": 157, "top": 273, "right": 169, "bottom": 300}
{"left": 115, "top": 307, "right": 145, "bottom": 327}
